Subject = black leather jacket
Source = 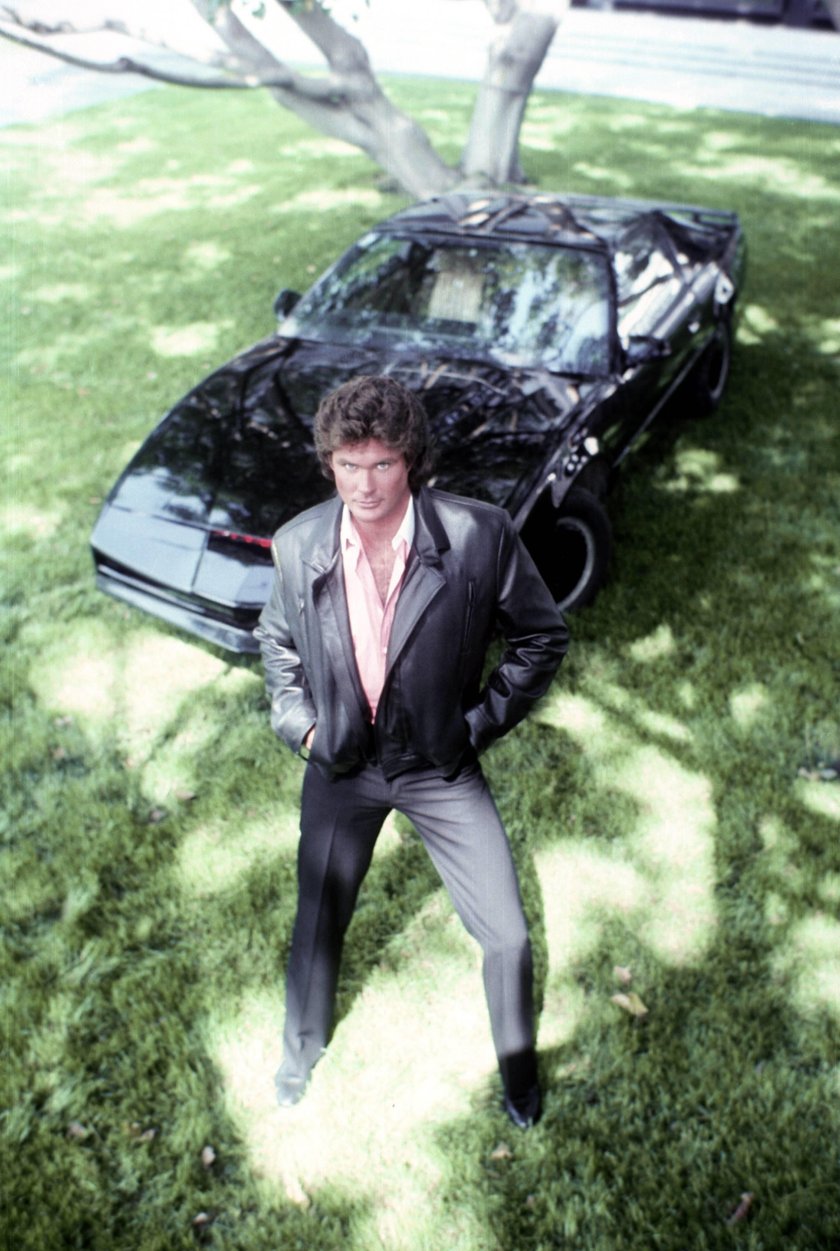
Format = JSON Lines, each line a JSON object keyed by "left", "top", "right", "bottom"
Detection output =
{"left": 254, "top": 486, "right": 569, "bottom": 779}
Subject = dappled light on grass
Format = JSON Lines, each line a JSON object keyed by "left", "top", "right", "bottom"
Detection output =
{"left": 536, "top": 842, "right": 644, "bottom": 999}
{"left": 183, "top": 240, "right": 232, "bottom": 272}
{"left": 805, "top": 552, "right": 840, "bottom": 610}
{"left": 658, "top": 447, "right": 740, "bottom": 495}
{"left": 4, "top": 79, "right": 840, "bottom": 1250}
{"left": 729, "top": 682, "right": 770, "bottom": 729}
{"left": 177, "top": 806, "right": 306, "bottom": 898}
{"left": 115, "top": 136, "right": 157, "bottom": 156}
{"left": 775, "top": 914, "right": 840, "bottom": 1021}
{"left": 25, "top": 619, "right": 243, "bottom": 771}
{"left": 2, "top": 125, "right": 115, "bottom": 198}
{"left": 276, "top": 187, "right": 387, "bottom": 214}
{"left": 626, "top": 622, "right": 676, "bottom": 664}
{"left": 178, "top": 802, "right": 406, "bottom": 901}
{"left": 208, "top": 908, "right": 509, "bottom": 1250}
{"left": 2, "top": 502, "right": 64, "bottom": 541}
{"left": 683, "top": 153, "right": 840, "bottom": 202}
{"left": 818, "top": 874, "right": 840, "bottom": 908}
{"left": 803, "top": 313, "right": 840, "bottom": 356}
{"left": 78, "top": 175, "right": 263, "bottom": 227}
{"left": 279, "top": 137, "right": 362, "bottom": 160}
{"left": 592, "top": 675, "right": 692, "bottom": 747}
{"left": 521, "top": 112, "right": 579, "bottom": 154}
{"left": 738, "top": 302, "right": 780, "bottom": 345}
{"left": 151, "top": 321, "right": 232, "bottom": 358}
{"left": 30, "top": 281, "right": 93, "bottom": 305}
{"left": 762, "top": 815, "right": 840, "bottom": 1018}
{"left": 3, "top": 136, "right": 269, "bottom": 228}
{"left": 760, "top": 814, "right": 800, "bottom": 882}
{"left": 570, "top": 163, "right": 635, "bottom": 194}
{"left": 613, "top": 748, "right": 716, "bottom": 963}
{"left": 15, "top": 330, "right": 122, "bottom": 375}
{"left": 138, "top": 671, "right": 259, "bottom": 803}
{"left": 538, "top": 689, "right": 717, "bottom": 965}
{"left": 796, "top": 776, "right": 840, "bottom": 823}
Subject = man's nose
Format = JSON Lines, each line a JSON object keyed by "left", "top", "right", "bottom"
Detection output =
{"left": 358, "top": 469, "right": 376, "bottom": 494}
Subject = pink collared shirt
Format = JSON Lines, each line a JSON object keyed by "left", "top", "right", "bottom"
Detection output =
{"left": 340, "top": 499, "right": 415, "bottom": 722}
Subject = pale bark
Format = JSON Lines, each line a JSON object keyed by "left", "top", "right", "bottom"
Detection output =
{"left": 199, "top": 0, "right": 460, "bottom": 197}
{"left": 0, "top": 0, "right": 565, "bottom": 198}
{"left": 462, "top": 0, "right": 566, "bottom": 185}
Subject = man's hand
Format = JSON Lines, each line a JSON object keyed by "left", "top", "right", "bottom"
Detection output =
{"left": 303, "top": 726, "right": 316, "bottom": 751}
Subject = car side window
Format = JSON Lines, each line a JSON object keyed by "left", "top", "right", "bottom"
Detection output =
{"left": 614, "top": 221, "right": 684, "bottom": 340}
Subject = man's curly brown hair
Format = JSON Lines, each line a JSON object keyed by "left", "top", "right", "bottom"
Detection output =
{"left": 313, "top": 375, "right": 435, "bottom": 492}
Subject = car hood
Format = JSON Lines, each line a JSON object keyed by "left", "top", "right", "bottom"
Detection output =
{"left": 102, "top": 336, "right": 591, "bottom": 541}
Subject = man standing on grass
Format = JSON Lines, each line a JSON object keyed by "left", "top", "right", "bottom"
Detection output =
{"left": 254, "top": 375, "right": 568, "bottom": 1129}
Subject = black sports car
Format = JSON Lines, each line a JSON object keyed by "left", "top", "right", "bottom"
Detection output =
{"left": 91, "top": 191, "right": 745, "bottom": 653}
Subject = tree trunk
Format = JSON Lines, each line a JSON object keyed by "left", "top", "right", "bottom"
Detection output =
{"left": 0, "top": 0, "right": 566, "bottom": 200}
{"left": 462, "top": 4, "right": 564, "bottom": 186}
{"left": 196, "top": 0, "right": 459, "bottom": 197}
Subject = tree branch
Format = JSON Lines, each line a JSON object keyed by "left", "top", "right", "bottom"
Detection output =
{"left": 482, "top": 0, "right": 519, "bottom": 22}
{"left": 1, "top": 4, "right": 203, "bottom": 51}
{"left": 274, "top": 0, "right": 373, "bottom": 78}
{"left": 0, "top": 24, "right": 244, "bottom": 85}
{"left": 1, "top": 0, "right": 541, "bottom": 198}
{"left": 0, "top": 7, "right": 348, "bottom": 98}
{"left": 204, "top": 0, "right": 458, "bottom": 196}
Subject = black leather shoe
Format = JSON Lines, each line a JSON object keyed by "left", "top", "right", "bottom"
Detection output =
{"left": 503, "top": 1086, "right": 542, "bottom": 1130}
{"left": 275, "top": 1068, "right": 310, "bottom": 1108}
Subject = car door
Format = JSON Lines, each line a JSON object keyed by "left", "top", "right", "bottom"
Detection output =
{"left": 607, "top": 216, "right": 701, "bottom": 463}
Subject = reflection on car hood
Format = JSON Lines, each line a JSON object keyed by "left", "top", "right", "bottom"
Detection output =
{"left": 106, "top": 336, "right": 589, "bottom": 537}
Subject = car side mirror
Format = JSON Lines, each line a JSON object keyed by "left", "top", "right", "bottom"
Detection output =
{"left": 273, "top": 289, "right": 301, "bottom": 319}
{"left": 623, "top": 334, "right": 671, "bottom": 367}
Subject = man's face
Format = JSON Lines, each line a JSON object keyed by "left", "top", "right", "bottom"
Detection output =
{"left": 330, "top": 438, "right": 412, "bottom": 533}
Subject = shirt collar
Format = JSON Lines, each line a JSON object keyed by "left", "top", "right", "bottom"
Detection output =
{"left": 340, "top": 496, "right": 415, "bottom": 553}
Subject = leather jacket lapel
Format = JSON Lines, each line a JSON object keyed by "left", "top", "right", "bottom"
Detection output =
{"left": 386, "top": 488, "right": 448, "bottom": 673}
{"left": 387, "top": 558, "right": 444, "bottom": 669}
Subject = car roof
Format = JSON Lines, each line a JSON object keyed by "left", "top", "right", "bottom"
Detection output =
{"left": 378, "top": 190, "right": 734, "bottom": 250}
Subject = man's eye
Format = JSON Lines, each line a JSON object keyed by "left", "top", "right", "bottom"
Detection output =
{"left": 377, "top": 462, "right": 393, "bottom": 471}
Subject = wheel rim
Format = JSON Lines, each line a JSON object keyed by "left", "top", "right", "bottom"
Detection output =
{"left": 552, "top": 516, "right": 597, "bottom": 608}
{"left": 705, "top": 327, "right": 730, "bottom": 403}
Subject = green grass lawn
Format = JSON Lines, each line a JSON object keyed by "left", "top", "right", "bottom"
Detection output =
{"left": 2, "top": 76, "right": 839, "bottom": 1251}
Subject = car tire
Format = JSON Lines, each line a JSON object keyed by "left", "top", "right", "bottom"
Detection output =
{"left": 525, "top": 486, "right": 612, "bottom": 613}
{"left": 687, "top": 318, "right": 732, "bottom": 417}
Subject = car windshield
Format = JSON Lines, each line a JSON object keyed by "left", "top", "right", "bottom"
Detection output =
{"left": 286, "top": 233, "right": 612, "bottom": 375}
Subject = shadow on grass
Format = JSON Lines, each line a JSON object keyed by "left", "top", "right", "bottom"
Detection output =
{"left": 4, "top": 75, "right": 840, "bottom": 1250}
{"left": 431, "top": 932, "right": 840, "bottom": 1249}
{"left": 6, "top": 364, "right": 838, "bottom": 1245}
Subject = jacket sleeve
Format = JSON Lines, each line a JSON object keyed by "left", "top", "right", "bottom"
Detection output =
{"left": 464, "top": 516, "right": 569, "bottom": 755}
{"left": 253, "top": 549, "right": 317, "bottom": 755}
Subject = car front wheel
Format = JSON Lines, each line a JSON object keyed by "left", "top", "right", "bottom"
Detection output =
{"left": 688, "top": 319, "right": 732, "bottom": 417}
{"left": 524, "top": 486, "right": 612, "bottom": 613}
